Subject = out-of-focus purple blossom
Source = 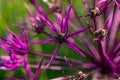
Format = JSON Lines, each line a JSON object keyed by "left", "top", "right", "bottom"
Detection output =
{"left": 0, "top": 28, "right": 30, "bottom": 80}
{"left": 0, "top": 55, "right": 23, "bottom": 70}
{"left": 0, "top": 28, "right": 27, "bottom": 63}
{"left": 0, "top": 28, "right": 28, "bottom": 55}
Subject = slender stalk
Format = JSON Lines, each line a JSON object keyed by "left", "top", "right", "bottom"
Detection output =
{"left": 29, "top": 65, "right": 71, "bottom": 70}
{"left": 24, "top": 54, "right": 31, "bottom": 80}
{"left": 28, "top": 51, "right": 85, "bottom": 65}
{"left": 33, "top": 57, "right": 44, "bottom": 80}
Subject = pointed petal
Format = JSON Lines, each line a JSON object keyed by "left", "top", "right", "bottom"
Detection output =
{"left": 22, "top": 30, "right": 28, "bottom": 45}
{"left": 31, "top": 38, "right": 56, "bottom": 45}
{"left": 65, "top": 41, "right": 86, "bottom": 57}
{"left": 64, "top": 57, "right": 79, "bottom": 72}
{"left": 81, "top": 0, "right": 89, "bottom": 11}
{"left": 62, "top": 3, "right": 72, "bottom": 34}
{"left": 33, "top": 57, "right": 44, "bottom": 80}
{"left": 37, "top": 12, "right": 58, "bottom": 34}
{"left": 111, "top": 41, "right": 120, "bottom": 58}
{"left": 113, "top": 56, "right": 120, "bottom": 63}
{"left": 101, "top": 40, "right": 107, "bottom": 56}
{"left": 24, "top": 54, "right": 30, "bottom": 80}
{"left": 108, "top": 9, "right": 120, "bottom": 50}
{"left": 44, "top": 44, "right": 61, "bottom": 70}
{"left": 114, "top": 0, "right": 120, "bottom": 9}
{"left": 99, "top": 41, "right": 116, "bottom": 75}
{"left": 6, "top": 27, "right": 17, "bottom": 37}
{"left": 24, "top": 4, "right": 33, "bottom": 17}
{"left": 83, "top": 39, "right": 101, "bottom": 61}
{"left": 98, "top": 0, "right": 107, "bottom": 9}
{"left": 67, "top": 26, "right": 91, "bottom": 38}
{"left": 54, "top": 13, "right": 64, "bottom": 31}
{"left": 114, "top": 41, "right": 120, "bottom": 53}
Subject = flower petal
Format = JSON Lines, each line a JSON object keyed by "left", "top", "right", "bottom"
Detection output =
{"left": 33, "top": 57, "right": 44, "bottom": 80}
{"left": 67, "top": 26, "right": 91, "bottom": 38}
{"left": 108, "top": 9, "right": 120, "bottom": 50}
{"left": 81, "top": 0, "right": 89, "bottom": 11}
{"left": 65, "top": 41, "right": 86, "bottom": 57}
{"left": 31, "top": 38, "right": 56, "bottom": 45}
{"left": 44, "top": 43, "right": 61, "bottom": 70}
{"left": 114, "top": 0, "right": 120, "bottom": 9}
{"left": 62, "top": 3, "right": 72, "bottom": 34}
{"left": 24, "top": 54, "right": 30, "bottom": 80}
{"left": 37, "top": 12, "right": 59, "bottom": 34}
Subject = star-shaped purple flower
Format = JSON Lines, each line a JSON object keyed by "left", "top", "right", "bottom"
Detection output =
{"left": 31, "top": 2, "right": 91, "bottom": 70}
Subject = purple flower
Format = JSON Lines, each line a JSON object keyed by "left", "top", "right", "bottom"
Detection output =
{"left": 1, "top": 0, "right": 119, "bottom": 80}
{"left": 54, "top": 5, "right": 120, "bottom": 79}
{"left": 0, "top": 28, "right": 28, "bottom": 55}
{"left": 0, "top": 55, "right": 23, "bottom": 70}
{"left": 41, "top": 1, "right": 120, "bottom": 79}
{"left": 0, "top": 28, "right": 30, "bottom": 80}
{"left": 31, "top": 2, "right": 92, "bottom": 70}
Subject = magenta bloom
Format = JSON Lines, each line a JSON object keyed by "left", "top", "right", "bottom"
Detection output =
{"left": 0, "top": 28, "right": 28, "bottom": 70}
{"left": 1, "top": 0, "right": 120, "bottom": 80}
{"left": 0, "top": 55, "right": 23, "bottom": 70}
{"left": 0, "top": 28, "right": 28, "bottom": 55}
{"left": 0, "top": 28, "right": 30, "bottom": 80}
{"left": 45, "top": 1, "right": 120, "bottom": 79}
{"left": 31, "top": 2, "right": 91, "bottom": 70}
{"left": 57, "top": 4, "right": 120, "bottom": 80}
{"left": 53, "top": 8, "right": 120, "bottom": 79}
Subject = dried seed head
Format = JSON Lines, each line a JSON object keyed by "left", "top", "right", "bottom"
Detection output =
{"left": 89, "top": 7, "right": 99, "bottom": 17}
{"left": 78, "top": 71, "right": 83, "bottom": 75}
{"left": 82, "top": 74, "right": 87, "bottom": 78}
{"left": 78, "top": 71, "right": 87, "bottom": 78}
{"left": 94, "top": 28, "right": 108, "bottom": 40}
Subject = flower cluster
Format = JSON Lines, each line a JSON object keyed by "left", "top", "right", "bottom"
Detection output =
{"left": 0, "top": 0, "right": 120, "bottom": 80}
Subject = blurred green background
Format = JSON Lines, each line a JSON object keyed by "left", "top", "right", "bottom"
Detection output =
{"left": 0, "top": 0, "right": 90, "bottom": 80}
